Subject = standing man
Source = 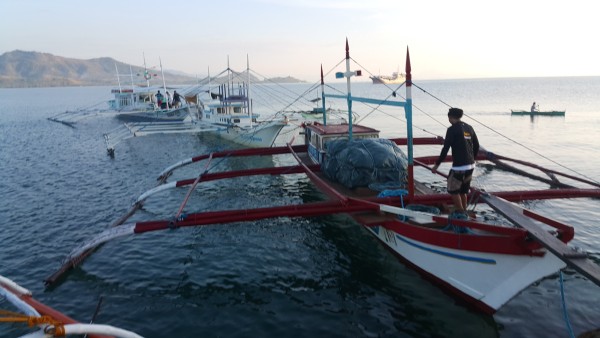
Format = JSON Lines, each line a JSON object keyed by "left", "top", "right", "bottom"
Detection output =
{"left": 156, "top": 90, "right": 163, "bottom": 109}
{"left": 431, "top": 108, "right": 479, "bottom": 215}
{"left": 172, "top": 90, "right": 182, "bottom": 108}
{"left": 166, "top": 91, "right": 172, "bottom": 108}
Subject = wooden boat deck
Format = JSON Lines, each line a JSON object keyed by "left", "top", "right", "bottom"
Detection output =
{"left": 483, "top": 193, "right": 600, "bottom": 285}
{"left": 303, "top": 154, "right": 446, "bottom": 228}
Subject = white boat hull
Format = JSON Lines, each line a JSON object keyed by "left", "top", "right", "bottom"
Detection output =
{"left": 116, "top": 106, "right": 191, "bottom": 122}
{"left": 370, "top": 72, "right": 404, "bottom": 85}
{"left": 367, "top": 225, "right": 565, "bottom": 313}
{"left": 198, "top": 120, "right": 287, "bottom": 148}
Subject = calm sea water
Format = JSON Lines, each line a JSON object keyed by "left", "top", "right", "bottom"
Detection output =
{"left": 1, "top": 77, "right": 599, "bottom": 337}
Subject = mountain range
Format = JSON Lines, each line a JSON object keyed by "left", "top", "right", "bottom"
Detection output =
{"left": 0, "top": 50, "right": 303, "bottom": 88}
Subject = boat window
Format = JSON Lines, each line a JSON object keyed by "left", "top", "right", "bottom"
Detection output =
{"left": 233, "top": 119, "right": 240, "bottom": 123}
{"left": 311, "top": 134, "right": 318, "bottom": 148}
{"left": 119, "top": 96, "right": 132, "bottom": 107}
{"left": 234, "top": 107, "right": 241, "bottom": 113}
{"left": 217, "top": 108, "right": 223, "bottom": 114}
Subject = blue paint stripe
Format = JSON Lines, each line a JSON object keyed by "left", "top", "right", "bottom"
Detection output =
{"left": 395, "top": 234, "right": 497, "bottom": 265}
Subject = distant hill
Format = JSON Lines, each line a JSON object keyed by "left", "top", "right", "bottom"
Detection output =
{"left": 0, "top": 50, "right": 197, "bottom": 88}
{"left": 0, "top": 51, "right": 304, "bottom": 88}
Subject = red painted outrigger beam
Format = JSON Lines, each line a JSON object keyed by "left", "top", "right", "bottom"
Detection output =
{"left": 45, "top": 136, "right": 600, "bottom": 287}
{"left": 134, "top": 200, "right": 377, "bottom": 234}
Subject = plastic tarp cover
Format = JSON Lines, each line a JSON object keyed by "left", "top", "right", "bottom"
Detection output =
{"left": 322, "top": 138, "right": 408, "bottom": 189}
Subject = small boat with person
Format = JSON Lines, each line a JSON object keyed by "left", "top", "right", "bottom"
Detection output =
{"left": 511, "top": 109, "right": 566, "bottom": 116}
{"left": 511, "top": 101, "right": 565, "bottom": 116}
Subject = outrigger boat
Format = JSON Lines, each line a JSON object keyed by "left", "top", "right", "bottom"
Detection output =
{"left": 1, "top": 274, "right": 142, "bottom": 338}
{"left": 194, "top": 59, "right": 288, "bottom": 148}
{"left": 109, "top": 87, "right": 192, "bottom": 122}
{"left": 47, "top": 58, "right": 198, "bottom": 126}
{"left": 108, "top": 87, "right": 194, "bottom": 123}
{"left": 45, "top": 41, "right": 600, "bottom": 317}
{"left": 109, "top": 58, "right": 197, "bottom": 123}
{"left": 103, "top": 59, "right": 289, "bottom": 155}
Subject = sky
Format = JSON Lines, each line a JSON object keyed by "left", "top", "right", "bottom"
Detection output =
{"left": 1, "top": 0, "right": 599, "bottom": 82}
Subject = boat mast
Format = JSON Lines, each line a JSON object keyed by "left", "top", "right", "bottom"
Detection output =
{"left": 159, "top": 57, "right": 169, "bottom": 109}
{"left": 345, "top": 39, "right": 353, "bottom": 140}
{"left": 143, "top": 53, "right": 150, "bottom": 88}
{"left": 227, "top": 55, "right": 231, "bottom": 100}
{"left": 247, "top": 54, "right": 252, "bottom": 127}
{"left": 115, "top": 63, "right": 122, "bottom": 93}
{"left": 226, "top": 56, "right": 231, "bottom": 114}
{"left": 129, "top": 65, "right": 134, "bottom": 90}
{"left": 405, "top": 48, "right": 415, "bottom": 198}
{"left": 335, "top": 38, "right": 361, "bottom": 140}
{"left": 320, "top": 65, "right": 326, "bottom": 125}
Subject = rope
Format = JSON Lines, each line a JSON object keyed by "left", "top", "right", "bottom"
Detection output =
{"left": 250, "top": 69, "right": 323, "bottom": 113}
{"left": 376, "top": 189, "right": 408, "bottom": 220}
{"left": 330, "top": 60, "right": 443, "bottom": 137}
{"left": 0, "top": 310, "right": 66, "bottom": 335}
{"left": 411, "top": 82, "right": 599, "bottom": 185}
{"left": 331, "top": 55, "right": 597, "bottom": 187}
{"left": 412, "top": 83, "right": 453, "bottom": 108}
{"left": 351, "top": 58, "right": 407, "bottom": 95}
{"left": 174, "top": 153, "right": 213, "bottom": 221}
{"left": 559, "top": 271, "right": 576, "bottom": 338}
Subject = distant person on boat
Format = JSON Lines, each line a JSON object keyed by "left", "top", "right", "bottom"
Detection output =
{"left": 431, "top": 108, "right": 480, "bottom": 215}
{"left": 166, "top": 91, "right": 172, "bottom": 108}
{"left": 531, "top": 102, "right": 538, "bottom": 112}
{"left": 172, "top": 90, "right": 182, "bottom": 108}
{"left": 156, "top": 90, "right": 164, "bottom": 109}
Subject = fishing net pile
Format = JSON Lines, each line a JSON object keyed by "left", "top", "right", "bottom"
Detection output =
{"left": 321, "top": 138, "right": 408, "bottom": 189}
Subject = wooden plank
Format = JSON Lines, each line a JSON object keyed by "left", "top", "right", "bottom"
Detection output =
{"left": 481, "top": 193, "right": 600, "bottom": 287}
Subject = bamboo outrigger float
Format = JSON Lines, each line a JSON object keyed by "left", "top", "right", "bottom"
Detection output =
{"left": 1, "top": 275, "right": 143, "bottom": 338}
{"left": 45, "top": 41, "right": 600, "bottom": 317}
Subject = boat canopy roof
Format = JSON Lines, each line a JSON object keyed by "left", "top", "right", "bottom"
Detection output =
{"left": 306, "top": 122, "right": 379, "bottom": 136}
{"left": 111, "top": 84, "right": 190, "bottom": 94}
{"left": 224, "top": 95, "right": 248, "bottom": 102}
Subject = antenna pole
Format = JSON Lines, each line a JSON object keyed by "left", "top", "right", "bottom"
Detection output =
{"left": 405, "top": 47, "right": 414, "bottom": 199}
{"left": 320, "top": 65, "right": 326, "bottom": 125}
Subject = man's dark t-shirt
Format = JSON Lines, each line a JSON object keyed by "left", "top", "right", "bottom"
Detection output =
{"left": 435, "top": 121, "right": 479, "bottom": 167}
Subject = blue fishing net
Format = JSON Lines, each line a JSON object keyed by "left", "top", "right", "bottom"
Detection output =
{"left": 322, "top": 138, "right": 408, "bottom": 189}
{"left": 406, "top": 204, "right": 441, "bottom": 214}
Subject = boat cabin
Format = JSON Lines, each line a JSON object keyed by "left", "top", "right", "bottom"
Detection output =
{"left": 304, "top": 122, "right": 380, "bottom": 164}
{"left": 108, "top": 88, "right": 155, "bottom": 112}
{"left": 201, "top": 83, "right": 259, "bottom": 128}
